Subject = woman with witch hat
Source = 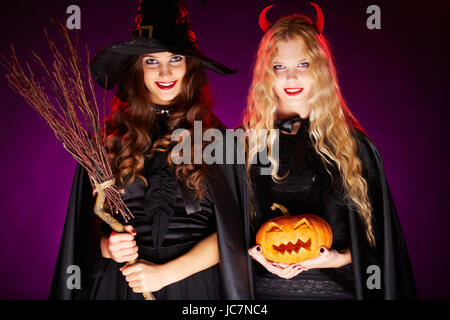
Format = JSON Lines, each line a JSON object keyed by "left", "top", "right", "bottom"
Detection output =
{"left": 50, "top": 0, "right": 252, "bottom": 300}
{"left": 243, "top": 4, "right": 416, "bottom": 299}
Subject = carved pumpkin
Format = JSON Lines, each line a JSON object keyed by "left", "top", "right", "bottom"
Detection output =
{"left": 256, "top": 203, "right": 333, "bottom": 264}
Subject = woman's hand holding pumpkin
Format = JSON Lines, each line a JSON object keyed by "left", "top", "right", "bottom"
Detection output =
{"left": 295, "top": 247, "right": 352, "bottom": 269}
{"left": 248, "top": 245, "right": 308, "bottom": 279}
{"left": 248, "top": 245, "right": 351, "bottom": 279}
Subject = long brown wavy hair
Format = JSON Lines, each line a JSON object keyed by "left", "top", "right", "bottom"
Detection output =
{"left": 103, "top": 54, "right": 217, "bottom": 199}
{"left": 243, "top": 16, "right": 376, "bottom": 246}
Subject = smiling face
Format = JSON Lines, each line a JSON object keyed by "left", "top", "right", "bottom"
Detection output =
{"left": 256, "top": 214, "right": 333, "bottom": 264}
{"left": 141, "top": 52, "right": 187, "bottom": 105}
{"left": 272, "top": 37, "right": 313, "bottom": 120}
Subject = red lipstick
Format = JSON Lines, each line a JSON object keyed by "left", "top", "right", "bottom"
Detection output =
{"left": 284, "top": 88, "right": 303, "bottom": 96}
{"left": 155, "top": 80, "right": 177, "bottom": 90}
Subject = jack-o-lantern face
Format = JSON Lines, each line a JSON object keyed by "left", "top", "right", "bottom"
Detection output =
{"left": 256, "top": 213, "right": 333, "bottom": 264}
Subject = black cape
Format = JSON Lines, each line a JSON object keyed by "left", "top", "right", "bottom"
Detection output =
{"left": 348, "top": 129, "right": 417, "bottom": 299}
{"left": 49, "top": 126, "right": 253, "bottom": 300}
{"left": 246, "top": 128, "right": 416, "bottom": 299}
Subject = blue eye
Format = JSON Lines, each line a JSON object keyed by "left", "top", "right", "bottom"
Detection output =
{"left": 299, "top": 62, "right": 309, "bottom": 69}
{"left": 273, "top": 64, "right": 285, "bottom": 71}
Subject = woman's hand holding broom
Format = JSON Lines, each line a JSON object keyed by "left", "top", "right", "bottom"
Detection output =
{"left": 100, "top": 225, "right": 138, "bottom": 263}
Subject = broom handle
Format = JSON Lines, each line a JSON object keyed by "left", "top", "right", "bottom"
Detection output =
{"left": 93, "top": 184, "right": 156, "bottom": 300}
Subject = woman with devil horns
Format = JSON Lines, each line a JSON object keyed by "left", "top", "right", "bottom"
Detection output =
{"left": 49, "top": 0, "right": 252, "bottom": 300}
{"left": 243, "top": 3, "right": 416, "bottom": 299}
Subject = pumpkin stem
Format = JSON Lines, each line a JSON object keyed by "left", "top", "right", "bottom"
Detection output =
{"left": 271, "top": 203, "right": 290, "bottom": 216}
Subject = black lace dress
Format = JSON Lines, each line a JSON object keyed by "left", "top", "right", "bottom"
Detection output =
{"left": 250, "top": 117, "right": 355, "bottom": 300}
{"left": 93, "top": 119, "right": 220, "bottom": 300}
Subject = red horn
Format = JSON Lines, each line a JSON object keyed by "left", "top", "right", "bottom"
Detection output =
{"left": 310, "top": 2, "right": 324, "bottom": 34}
{"left": 259, "top": 4, "right": 274, "bottom": 32}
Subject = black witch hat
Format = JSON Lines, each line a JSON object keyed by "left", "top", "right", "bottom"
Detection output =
{"left": 90, "top": 0, "right": 236, "bottom": 90}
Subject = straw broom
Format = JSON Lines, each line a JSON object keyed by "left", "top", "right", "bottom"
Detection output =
{"left": 1, "top": 20, "right": 155, "bottom": 300}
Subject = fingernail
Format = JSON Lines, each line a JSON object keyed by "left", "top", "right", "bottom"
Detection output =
{"left": 320, "top": 247, "right": 325, "bottom": 253}
{"left": 256, "top": 246, "right": 261, "bottom": 252}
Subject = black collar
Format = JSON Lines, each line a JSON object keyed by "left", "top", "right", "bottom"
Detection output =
{"left": 274, "top": 116, "right": 305, "bottom": 134}
{"left": 152, "top": 105, "right": 172, "bottom": 116}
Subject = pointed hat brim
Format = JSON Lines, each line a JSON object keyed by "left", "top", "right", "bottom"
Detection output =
{"left": 90, "top": 37, "right": 237, "bottom": 90}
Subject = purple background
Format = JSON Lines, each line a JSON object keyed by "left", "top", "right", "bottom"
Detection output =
{"left": 0, "top": 0, "right": 449, "bottom": 299}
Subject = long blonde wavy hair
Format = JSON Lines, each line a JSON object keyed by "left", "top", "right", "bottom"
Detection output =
{"left": 243, "top": 15, "right": 376, "bottom": 247}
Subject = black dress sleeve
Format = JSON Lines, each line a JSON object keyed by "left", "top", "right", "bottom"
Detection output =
{"left": 319, "top": 163, "right": 352, "bottom": 252}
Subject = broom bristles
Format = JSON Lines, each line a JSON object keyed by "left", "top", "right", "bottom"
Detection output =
{"left": 0, "top": 19, "right": 133, "bottom": 222}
